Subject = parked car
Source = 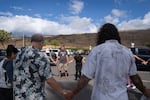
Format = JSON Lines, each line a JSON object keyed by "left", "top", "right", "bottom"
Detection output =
{"left": 130, "top": 47, "right": 150, "bottom": 71}
{"left": 50, "top": 49, "right": 59, "bottom": 56}
{"left": 0, "top": 49, "right": 6, "bottom": 61}
{"left": 44, "top": 48, "right": 58, "bottom": 66}
{"left": 66, "top": 49, "right": 74, "bottom": 56}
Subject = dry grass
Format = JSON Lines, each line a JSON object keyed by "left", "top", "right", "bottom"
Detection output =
{"left": 0, "top": 29, "right": 150, "bottom": 49}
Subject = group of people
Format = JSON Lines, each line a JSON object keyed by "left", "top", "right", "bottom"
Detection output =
{"left": 47, "top": 45, "right": 70, "bottom": 78}
{"left": 127, "top": 48, "right": 150, "bottom": 89}
{"left": 0, "top": 23, "right": 150, "bottom": 100}
{"left": 47, "top": 44, "right": 85, "bottom": 80}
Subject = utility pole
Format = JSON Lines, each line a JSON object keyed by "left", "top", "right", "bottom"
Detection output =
{"left": 23, "top": 33, "right": 25, "bottom": 47}
{"left": 131, "top": 32, "right": 135, "bottom": 47}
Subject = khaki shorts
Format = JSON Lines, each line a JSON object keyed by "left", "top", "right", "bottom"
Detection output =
{"left": 58, "top": 63, "right": 68, "bottom": 71}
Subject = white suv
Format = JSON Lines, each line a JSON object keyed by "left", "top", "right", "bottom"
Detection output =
{"left": 50, "top": 49, "right": 60, "bottom": 55}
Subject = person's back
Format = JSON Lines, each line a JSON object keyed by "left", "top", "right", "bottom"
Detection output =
{"left": 85, "top": 40, "right": 136, "bottom": 100}
{"left": 13, "top": 46, "right": 51, "bottom": 100}
{"left": 13, "top": 34, "right": 72, "bottom": 100}
{"left": 65, "top": 23, "right": 150, "bottom": 100}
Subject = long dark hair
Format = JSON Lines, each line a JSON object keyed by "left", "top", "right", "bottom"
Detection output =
{"left": 96, "top": 23, "right": 121, "bottom": 45}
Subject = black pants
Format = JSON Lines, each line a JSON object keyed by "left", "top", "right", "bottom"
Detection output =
{"left": 75, "top": 64, "right": 82, "bottom": 79}
{"left": 0, "top": 88, "right": 13, "bottom": 100}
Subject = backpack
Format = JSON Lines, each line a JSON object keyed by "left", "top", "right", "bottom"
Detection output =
{"left": 0, "top": 59, "right": 12, "bottom": 88}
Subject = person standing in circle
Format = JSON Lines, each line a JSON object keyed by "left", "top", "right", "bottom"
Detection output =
{"left": 13, "top": 34, "right": 71, "bottom": 100}
{"left": 65, "top": 23, "right": 150, "bottom": 100}
{"left": 0, "top": 44, "right": 18, "bottom": 100}
{"left": 56, "top": 45, "right": 69, "bottom": 78}
{"left": 69, "top": 52, "right": 85, "bottom": 80}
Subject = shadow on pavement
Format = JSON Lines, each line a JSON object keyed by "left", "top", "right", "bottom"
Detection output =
{"left": 45, "top": 81, "right": 143, "bottom": 100}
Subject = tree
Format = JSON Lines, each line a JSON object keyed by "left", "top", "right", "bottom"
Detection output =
{"left": 50, "top": 39, "right": 60, "bottom": 48}
{"left": 145, "top": 42, "right": 150, "bottom": 47}
{"left": 0, "top": 30, "right": 12, "bottom": 48}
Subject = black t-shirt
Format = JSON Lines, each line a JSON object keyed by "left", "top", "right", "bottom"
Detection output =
{"left": 74, "top": 55, "right": 83, "bottom": 65}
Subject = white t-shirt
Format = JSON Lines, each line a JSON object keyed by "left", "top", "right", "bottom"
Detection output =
{"left": 82, "top": 40, "right": 137, "bottom": 100}
{"left": 0, "top": 59, "right": 8, "bottom": 88}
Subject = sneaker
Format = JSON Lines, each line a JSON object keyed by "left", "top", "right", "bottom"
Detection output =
{"left": 131, "top": 85, "right": 136, "bottom": 89}
{"left": 127, "top": 84, "right": 131, "bottom": 88}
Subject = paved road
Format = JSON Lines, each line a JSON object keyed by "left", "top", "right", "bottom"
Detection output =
{"left": 45, "top": 56, "right": 150, "bottom": 100}
{"left": 138, "top": 71, "right": 150, "bottom": 88}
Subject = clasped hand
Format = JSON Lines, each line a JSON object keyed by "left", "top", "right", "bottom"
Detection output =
{"left": 62, "top": 89, "right": 74, "bottom": 100}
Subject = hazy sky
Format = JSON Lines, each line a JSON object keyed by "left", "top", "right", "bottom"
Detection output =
{"left": 0, "top": 0, "right": 150, "bottom": 36}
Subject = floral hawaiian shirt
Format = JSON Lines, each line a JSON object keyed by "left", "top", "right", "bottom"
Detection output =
{"left": 13, "top": 46, "right": 52, "bottom": 100}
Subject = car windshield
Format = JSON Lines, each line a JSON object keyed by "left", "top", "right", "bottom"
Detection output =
{"left": 138, "top": 48, "right": 150, "bottom": 55}
{"left": 53, "top": 50, "right": 58, "bottom": 52}
{"left": 0, "top": 50, "right": 6, "bottom": 56}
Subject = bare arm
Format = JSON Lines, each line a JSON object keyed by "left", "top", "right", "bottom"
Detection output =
{"left": 66, "top": 54, "right": 69, "bottom": 64}
{"left": 46, "top": 77, "right": 73, "bottom": 100}
{"left": 130, "top": 74, "right": 150, "bottom": 97}
{"left": 55, "top": 54, "right": 59, "bottom": 64}
{"left": 46, "top": 77, "right": 64, "bottom": 95}
{"left": 69, "top": 59, "right": 74, "bottom": 63}
{"left": 134, "top": 55, "right": 145, "bottom": 62}
{"left": 134, "top": 55, "right": 148, "bottom": 65}
{"left": 72, "top": 75, "right": 90, "bottom": 95}
{"left": 82, "top": 57, "right": 86, "bottom": 64}
{"left": 64, "top": 75, "right": 91, "bottom": 100}
{"left": 49, "top": 54, "right": 55, "bottom": 63}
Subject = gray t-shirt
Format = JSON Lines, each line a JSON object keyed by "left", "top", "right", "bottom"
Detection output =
{"left": 58, "top": 50, "right": 68, "bottom": 64}
{"left": 82, "top": 40, "right": 137, "bottom": 100}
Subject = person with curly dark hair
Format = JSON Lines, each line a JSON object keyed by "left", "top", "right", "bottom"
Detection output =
{"left": 66, "top": 23, "right": 150, "bottom": 100}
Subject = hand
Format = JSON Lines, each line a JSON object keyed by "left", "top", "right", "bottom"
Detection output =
{"left": 53, "top": 61, "right": 57, "bottom": 64}
{"left": 62, "top": 89, "right": 74, "bottom": 100}
{"left": 66, "top": 62, "right": 69, "bottom": 65}
{"left": 68, "top": 60, "right": 72, "bottom": 64}
{"left": 143, "top": 89, "right": 150, "bottom": 98}
{"left": 142, "top": 61, "right": 148, "bottom": 65}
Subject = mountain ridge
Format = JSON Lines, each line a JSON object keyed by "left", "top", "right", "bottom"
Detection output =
{"left": 1, "top": 29, "right": 150, "bottom": 49}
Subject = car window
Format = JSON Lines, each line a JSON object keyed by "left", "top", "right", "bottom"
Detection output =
{"left": 138, "top": 48, "right": 150, "bottom": 55}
